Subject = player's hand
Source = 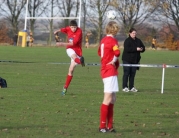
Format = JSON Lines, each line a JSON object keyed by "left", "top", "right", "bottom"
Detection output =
{"left": 106, "top": 61, "right": 115, "bottom": 66}
{"left": 56, "top": 42, "right": 63, "bottom": 46}
{"left": 106, "top": 60, "right": 119, "bottom": 69}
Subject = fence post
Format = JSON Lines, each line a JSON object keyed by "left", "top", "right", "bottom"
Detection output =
{"left": 161, "top": 64, "right": 166, "bottom": 94}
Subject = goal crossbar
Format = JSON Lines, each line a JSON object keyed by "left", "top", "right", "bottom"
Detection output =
{"left": 26, "top": 17, "right": 79, "bottom": 20}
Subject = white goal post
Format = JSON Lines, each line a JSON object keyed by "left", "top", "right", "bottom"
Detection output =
{"left": 24, "top": 0, "right": 82, "bottom": 31}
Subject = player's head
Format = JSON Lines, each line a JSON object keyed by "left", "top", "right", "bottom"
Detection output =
{"left": 70, "top": 20, "right": 78, "bottom": 32}
{"left": 105, "top": 21, "right": 120, "bottom": 36}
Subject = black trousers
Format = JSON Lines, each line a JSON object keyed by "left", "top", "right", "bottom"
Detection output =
{"left": 122, "top": 60, "right": 137, "bottom": 89}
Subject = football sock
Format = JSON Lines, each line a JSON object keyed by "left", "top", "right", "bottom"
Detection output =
{"left": 99, "top": 104, "right": 109, "bottom": 129}
{"left": 64, "top": 75, "right": 73, "bottom": 89}
{"left": 74, "top": 58, "right": 81, "bottom": 64}
{"left": 107, "top": 103, "right": 114, "bottom": 129}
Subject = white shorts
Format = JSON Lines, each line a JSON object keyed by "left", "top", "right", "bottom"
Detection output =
{"left": 103, "top": 76, "right": 119, "bottom": 93}
{"left": 66, "top": 48, "right": 80, "bottom": 64}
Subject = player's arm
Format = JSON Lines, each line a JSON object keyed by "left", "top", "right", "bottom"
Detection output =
{"left": 54, "top": 26, "right": 69, "bottom": 35}
{"left": 106, "top": 44, "right": 120, "bottom": 66}
{"left": 111, "top": 44, "right": 120, "bottom": 63}
{"left": 56, "top": 42, "right": 73, "bottom": 47}
{"left": 54, "top": 29, "right": 61, "bottom": 35}
{"left": 113, "top": 45, "right": 120, "bottom": 58}
{"left": 54, "top": 27, "right": 73, "bottom": 46}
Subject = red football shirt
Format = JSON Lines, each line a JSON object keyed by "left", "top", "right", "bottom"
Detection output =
{"left": 98, "top": 35, "right": 120, "bottom": 78}
{"left": 60, "top": 26, "right": 82, "bottom": 56}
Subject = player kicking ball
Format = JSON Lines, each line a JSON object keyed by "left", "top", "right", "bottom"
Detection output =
{"left": 98, "top": 21, "right": 120, "bottom": 133}
{"left": 54, "top": 20, "right": 85, "bottom": 96}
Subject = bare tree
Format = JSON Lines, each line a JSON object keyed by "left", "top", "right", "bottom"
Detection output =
{"left": 48, "top": 0, "right": 55, "bottom": 46}
{"left": 0, "top": 21, "right": 13, "bottom": 44}
{"left": 87, "top": 0, "right": 111, "bottom": 43}
{"left": 27, "top": 0, "right": 46, "bottom": 34}
{"left": 0, "top": 0, "right": 26, "bottom": 34}
{"left": 82, "top": 0, "right": 87, "bottom": 45}
{"left": 41, "top": 0, "right": 57, "bottom": 46}
{"left": 56, "top": 0, "right": 80, "bottom": 27}
{"left": 110, "top": 0, "right": 159, "bottom": 35}
{"left": 159, "top": 0, "right": 179, "bottom": 31}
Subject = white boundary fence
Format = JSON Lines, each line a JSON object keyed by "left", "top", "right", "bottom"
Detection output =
{"left": 49, "top": 62, "right": 179, "bottom": 94}
{"left": 120, "top": 64, "right": 179, "bottom": 94}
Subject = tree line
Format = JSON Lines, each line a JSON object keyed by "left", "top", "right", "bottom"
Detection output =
{"left": 0, "top": 0, "right": 179, "bottom": 50}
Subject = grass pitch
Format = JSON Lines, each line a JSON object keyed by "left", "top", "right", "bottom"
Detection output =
{"left": 0, "top": 46, "right": 179, "bottom": 138}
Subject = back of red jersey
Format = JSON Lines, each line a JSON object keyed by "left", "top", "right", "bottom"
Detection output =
{"left": 98, "top": 35, "right": 120, "bottom": 78}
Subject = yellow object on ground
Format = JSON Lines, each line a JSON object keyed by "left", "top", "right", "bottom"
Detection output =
{"left": 18, "top": 31, "right": 27, "bottom": 47}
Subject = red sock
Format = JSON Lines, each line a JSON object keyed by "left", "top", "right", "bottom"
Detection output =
{"left": 107, "top": 103, "right": 114, "bottom": 129}
{"left": 99, "top": 104, "right": 109, "bottom": 129}
{"left": 74, "top": 58, "right": 81, "bottom": 64}
{"left": 64, "top": 75, "right": 73, "bottom": 89}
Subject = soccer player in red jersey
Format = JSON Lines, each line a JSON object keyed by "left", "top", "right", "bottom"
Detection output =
{"left": 98, "top": 21, "right": 120, "bottom": 133}
{"left": 54, "top": 20, "right": 85, "bottom": 95}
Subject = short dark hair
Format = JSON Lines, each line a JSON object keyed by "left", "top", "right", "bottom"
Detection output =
{"left": 70, "top": 20, "right": 77, "bottom": 26}
{"left": 129, "top": 28, "right": 136, "bottom": 33}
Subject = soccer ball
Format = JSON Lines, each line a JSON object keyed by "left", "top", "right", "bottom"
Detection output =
{"left": 107, "top": 10, "right": 116, "bottom": 20}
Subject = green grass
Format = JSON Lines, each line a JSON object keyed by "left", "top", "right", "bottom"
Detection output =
{"left": 0, "top": 46, "right": 179, "bottom": 138}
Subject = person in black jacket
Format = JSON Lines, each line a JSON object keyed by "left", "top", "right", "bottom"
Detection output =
{"left": 122, "top": 28, "right": 145, "bottom": 92}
